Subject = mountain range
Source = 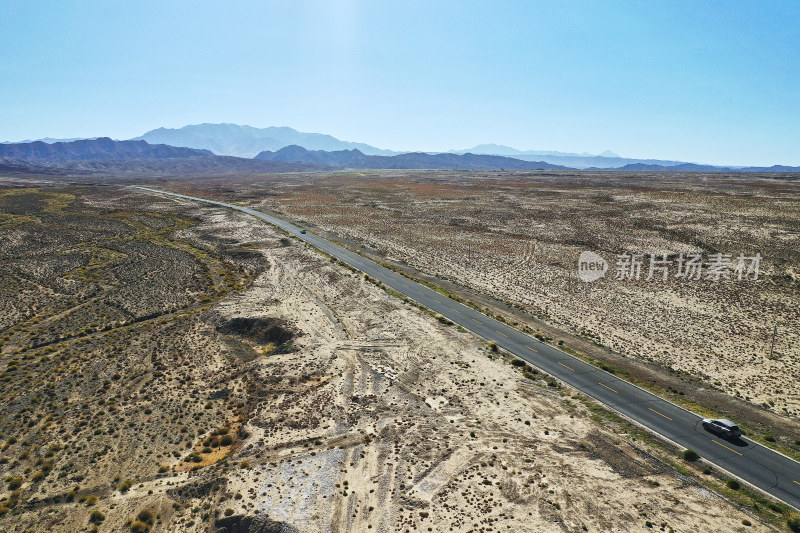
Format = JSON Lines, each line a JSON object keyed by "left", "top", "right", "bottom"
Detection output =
{"left": 1, "top": 126, "right": 798, "bottom": 174}
{"left": 601, "top": 162, "right": 800, "bottom": 173}
{"left": 449, "top": 144, "right": 699, "bottom": 169}
{"left": 0, "top": 138, "right": 324, "bottom": 175}
{"left": 0, "top": 137, "right": 211, "bottom": 163}
{"left": 254, "top": 145, "right": 568, "bottom": 170}
{"left": 128, "top": 125, "right": 682, "bottom": 169}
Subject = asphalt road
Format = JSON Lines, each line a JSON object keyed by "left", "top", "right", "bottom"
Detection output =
{"left": 137, "top": 186, "right": 800, "bottom": 510}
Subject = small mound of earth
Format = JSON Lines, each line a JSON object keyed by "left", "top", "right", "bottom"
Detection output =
{"left": 217, "top": 317, "right": 294, "bottom": 346}
{"left": 215, "top": 513, "right": 300, "bottom": 533}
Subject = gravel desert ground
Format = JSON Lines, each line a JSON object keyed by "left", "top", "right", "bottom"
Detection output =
{"left": 0, "top": 180, "right": 788, "bottom": 531}
{"left": 165, "top": 172, "right": 800, "bottom": 423}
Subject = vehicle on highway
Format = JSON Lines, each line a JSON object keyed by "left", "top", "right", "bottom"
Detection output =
{"left": 702, "top": 418, "right": 742, "bottom": 440}
{"left": 300, "top": 229, "right": 307, "bottom": 234}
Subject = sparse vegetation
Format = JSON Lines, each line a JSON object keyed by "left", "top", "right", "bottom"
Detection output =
{"left": 130, "top": 521, "right": 151, "bottom": 533}
{"left": 254, "top": 172, "right": 800, "bottom": 427}
{"left": 683, "top": 449, "right": 700, "bottom": 462}
{"left": 0, "top": 181, "right": 790, "bottom": 532}
{"left": 88, "top": 510, "right": 105, "bottom": 524}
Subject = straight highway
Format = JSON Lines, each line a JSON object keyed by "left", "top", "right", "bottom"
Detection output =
{"left": 136, "top": 186, "right": 800, "bottom": 510}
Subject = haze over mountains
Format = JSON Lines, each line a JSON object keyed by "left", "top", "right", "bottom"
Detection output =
{"left": 451, "top": 143, "right": 620, "bottom": 158}
{"left": 0, "top": 138, "right": 211, "bottom": 163}
{"left": 1, "top": 124, "right": 799, "bottom": 173}
{"left": 0, "top": 138, "right": 565, "bottom": 175}
{"left": 133, "top": 123, "right": 396, "bottom": 158}
{"left": 255, "top": 145, "right": 568, "bottom": 170}
{"left": 452, "top": 145, "right": 690, "bottom": 170}
{"left": 0, "top": 138, "right": 323, "bottom": 175}
{"left": 129, "top": 124, "right": 679, "bottom": 169}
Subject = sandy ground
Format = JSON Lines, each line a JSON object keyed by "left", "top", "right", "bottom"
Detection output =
{"left": 0, "top": 183, "right": 777, "bottom": 532}
{"left": 165, "top": 202, "right": 771, "bottom": 532}
{"left": 211, "top": 173, "right": 800, "bottom": 420}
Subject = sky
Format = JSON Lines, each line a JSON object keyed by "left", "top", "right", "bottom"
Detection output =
{"left": 1, "top": 1, "right": 799, "bottom": 165}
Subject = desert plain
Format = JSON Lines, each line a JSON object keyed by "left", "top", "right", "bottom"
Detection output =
{"left": 0, "top": 172, "right": 798, "bottom": 532}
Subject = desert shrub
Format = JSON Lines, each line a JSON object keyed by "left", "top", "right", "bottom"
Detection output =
{"left": 511, "top": 359, "right": 525, "bottom": 367}
{"left": 224, "top": 508, "right": 235, "bottom": 517}
{"left": 137, "top": 509, "right": 155, "bottom": 524}
{"left": 726, "top": 479, "right": 741, "bottom": 490}
{"left": 741, "top": 519, "right": 751, "bottom": 526}
{"left": 88, "top": 510, "right": 105, "bottom": 524}
{"left": 220, "top": 435, "right": 234, "bottom": 446}
{"left": 764, "top": 435, "right": 775, "bottom": 442}
{"left": 682, "top": 449, "right": 700, "bottom": 462}
{"left": 488, "top": 341, "right": 498, "bottom": 352}
{"left": 129, "top": 521, "right": 150, "bottom": 533}
{"left": 118, "top": 479, "right": 133, "bottom": 492}
{"left": 435, "top": 314, "right": 453, "bottom": 325}
{"left": 202, "top": 447, "right": 213, "bottom": 454}
{"left": 85, "top": 495, "right": 98, "bottom": 506}
{"left": 768, "top": 502, "right": 784, "bottom": 513}
{"left": 6, "top": 476, "right": 23, "bottom": 490}
{"left": 788, "top": 515, "right": 800, "bottom": 533}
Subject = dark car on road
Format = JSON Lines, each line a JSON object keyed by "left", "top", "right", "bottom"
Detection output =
{"left": 300, "top": 229, "right": 306, "bottom": 234}
{"left": 702, "top": 418, "right": 742, "bottom": 440}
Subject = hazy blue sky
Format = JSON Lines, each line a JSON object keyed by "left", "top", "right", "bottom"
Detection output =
{"left": 2, "top": 1, "right": 798, "bottom": 165}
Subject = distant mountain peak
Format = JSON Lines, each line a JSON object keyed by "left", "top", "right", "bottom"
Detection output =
{"left": 452, "top": 144, "right": 621, "bottom": 160}
{"left": 132, "top": 123, "right": 395, "bottom": 158}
